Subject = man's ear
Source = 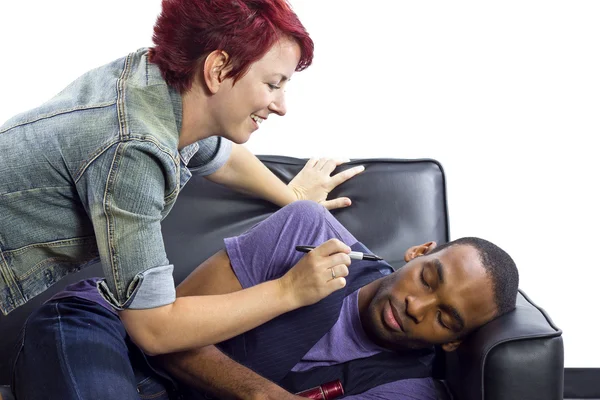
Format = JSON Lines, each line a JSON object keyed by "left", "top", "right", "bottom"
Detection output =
{"left": 203, "top": 50, "right": 231, "bottom": 94}
{"left": 404, "top": 241, "right": 437, "bottom": 262}
{"left": 441, "top": 340, "right": 461, "bottom": 352}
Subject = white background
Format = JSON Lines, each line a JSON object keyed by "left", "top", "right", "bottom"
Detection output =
{"left": 1, "top": 1, "right": 598, "bottom": 367}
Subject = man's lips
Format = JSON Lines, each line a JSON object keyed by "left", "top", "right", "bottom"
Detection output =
{"left": 384, "top": 300, "right": 405, "bottom": 333}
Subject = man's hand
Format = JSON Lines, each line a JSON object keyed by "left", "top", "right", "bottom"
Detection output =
{"left": 278, "top": 239, "right": 351, "bottom": 308}
{"left": 288, "top": 158, "right": 365, "bottom": 210}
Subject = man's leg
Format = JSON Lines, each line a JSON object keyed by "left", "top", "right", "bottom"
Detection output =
{"left": 12, "top": 297, "right": 169, "bottom": 400}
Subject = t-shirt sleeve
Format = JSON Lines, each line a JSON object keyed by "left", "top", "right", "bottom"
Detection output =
{"left": 77, "top": 140, "right": 177, "bottom": 310}
{"left": 186, "top": 136, "right": 232, "bottom": 176}
{"left": 223, "top": 201, "right": 358, "bottom": 289}
{"left": 341, "top": 377, "right": 437, "bottom": 399}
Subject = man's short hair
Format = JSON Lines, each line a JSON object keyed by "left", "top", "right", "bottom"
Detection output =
{"left": 428, "top": 237, "right": 519, "bottom": 318}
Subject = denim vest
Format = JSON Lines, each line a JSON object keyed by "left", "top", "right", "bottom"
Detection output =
{"left": 0, "top": 48, "right": 232, "bottom": 315}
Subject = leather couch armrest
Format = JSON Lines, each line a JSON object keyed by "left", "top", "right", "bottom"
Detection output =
{"left": 444, "top": 290, "right": 563, "bottom": 400}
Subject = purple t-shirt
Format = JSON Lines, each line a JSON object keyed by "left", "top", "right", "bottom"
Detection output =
{"left": 49, "top": 278, "right": 114, "bottom": 313}
{"left": 291, "top": 289, "right": 387, "bottom": 372}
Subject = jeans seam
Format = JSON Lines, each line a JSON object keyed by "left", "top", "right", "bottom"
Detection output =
{"left": 10, "top": 321, "right": 28, "bottom": 392}
{"left": 103, "top": 142, "right": 124, "bottom": 298}
{"left": 56, "top": 302, "right": 84, "bottom": 400}
{"left": 116, "top": 52, "right": 133, "bottom": 139}
{"left": 0, "top": 101, "right": 116, "bottom": 134}
{"left": 4, "top": 236, "right": 97, "bottom": 257}
{"left": 140, "top": 389, "right": 168, "bottom": 399}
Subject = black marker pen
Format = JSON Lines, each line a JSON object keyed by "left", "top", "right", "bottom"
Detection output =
{"left": 295, "top": 245, "right": 383, "bottom": 261}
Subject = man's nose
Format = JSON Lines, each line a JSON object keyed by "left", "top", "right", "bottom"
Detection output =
{"left": 268, "top": 92, "right": 287, "bottom": 116}
{"left": 406, "top": 295, "right": 436, "bottom": 323}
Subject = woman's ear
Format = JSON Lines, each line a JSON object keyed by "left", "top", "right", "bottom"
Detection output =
{"left": 203, "top": 50, "right": 231, "bottom": 94}
{"left": 404, "top": 241, "right": 437, "bottom": 262}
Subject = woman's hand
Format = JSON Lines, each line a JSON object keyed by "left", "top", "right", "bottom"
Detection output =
{"left": 278, "top": 239, "right": 352, "bottom": 308}
{"left": 288, "top": 158, "right": 364, "bottom": 210}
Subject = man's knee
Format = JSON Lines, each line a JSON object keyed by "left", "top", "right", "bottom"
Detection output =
{"left": 20, "top": 301, "right": 60, "bottom": 342}
{"left": 19, "top": 299, "right": 127, "bottom": 363}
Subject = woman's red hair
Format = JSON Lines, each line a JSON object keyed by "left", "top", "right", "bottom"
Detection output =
{"left": 149, "top": 0, "right": 314, "bottom": 93}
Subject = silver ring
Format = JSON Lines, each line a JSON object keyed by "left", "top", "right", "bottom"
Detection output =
{"left": 331, "top": 268, "right": 336, "bottom": 279}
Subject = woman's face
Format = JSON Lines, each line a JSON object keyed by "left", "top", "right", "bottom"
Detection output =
{"left": 208, "top": 37, "right": 301, "bottom": 144}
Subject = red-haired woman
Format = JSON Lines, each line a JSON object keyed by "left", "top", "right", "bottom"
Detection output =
{"left": 4, "top": 1, "right": 363, "bottom": 399}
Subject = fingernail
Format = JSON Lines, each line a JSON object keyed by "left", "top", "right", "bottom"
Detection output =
{"left": 345, "top": 199, "right": 351, "bottom": 206}
{"left": 358, "top": 165, "right": 365, "bottom": 172}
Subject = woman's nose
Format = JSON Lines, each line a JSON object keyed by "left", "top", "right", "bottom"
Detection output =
{"left": 268, "top": 93, "right": 287, "bottom": 116}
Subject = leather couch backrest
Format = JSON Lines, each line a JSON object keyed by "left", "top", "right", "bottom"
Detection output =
{"left": 163, "top": 156, "right": 451, "bottom": 283}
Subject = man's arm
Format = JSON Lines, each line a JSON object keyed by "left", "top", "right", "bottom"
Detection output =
{"left": 159, "top": 346, "right": 300, "bottom": 400}
{"left": 156, "top": 250, "right": 303, "bottom": 400}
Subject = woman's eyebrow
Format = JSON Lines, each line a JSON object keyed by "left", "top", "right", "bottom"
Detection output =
{"left": 269, "top": 73, "right": 289, "bottom": 82}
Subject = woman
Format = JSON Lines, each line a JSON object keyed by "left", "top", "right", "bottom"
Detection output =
{"left": 2, "top": 0, "right": 363, "bottom": 398}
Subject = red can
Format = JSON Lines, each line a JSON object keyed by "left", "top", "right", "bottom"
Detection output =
{"left": 295, "top": 379, "right": 344, "bottom": 399}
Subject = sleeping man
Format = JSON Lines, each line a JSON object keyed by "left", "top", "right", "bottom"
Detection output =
{"left": 158, "top": 200, "right": 519, "bottom": 399}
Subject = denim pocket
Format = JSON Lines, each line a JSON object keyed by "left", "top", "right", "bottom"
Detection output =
{"left": 136, "top": 375, "right": 170, "bottom": 400}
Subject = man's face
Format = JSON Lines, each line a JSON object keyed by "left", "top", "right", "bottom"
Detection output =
{"left": 361, "top": 244, "right": 497, "bottom": 352}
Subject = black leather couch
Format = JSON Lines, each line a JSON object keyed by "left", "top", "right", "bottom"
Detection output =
{"left": 0, "top": 156, "right": 564, "bottom": 400}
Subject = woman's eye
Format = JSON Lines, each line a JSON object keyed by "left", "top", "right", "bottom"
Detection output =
{"left": 267, "top": 83, "right": 281, "bottom": 90}
{"left": 420, "top": 269, "right": 430, "bottom": 288}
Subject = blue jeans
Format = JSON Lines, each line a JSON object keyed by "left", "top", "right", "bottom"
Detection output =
{"left": 11, "top": 297, "right": 172, "bottom": 400}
